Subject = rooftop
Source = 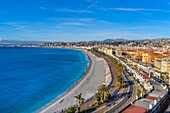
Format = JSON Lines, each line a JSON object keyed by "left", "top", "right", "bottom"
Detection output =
{"left": 122, "top": 105, "right": 147, "bottom": 113}
{"left": 148, "top": 91, "right": 164, "bottom": 98}
{"left": 145, "top": 96, "right": 159, "bottom": 101}
{"left": 141, "top": 74, "right": 151, "bottom": 79}
{"left": 134, "top": 99, "right": 153, "bottom": 110}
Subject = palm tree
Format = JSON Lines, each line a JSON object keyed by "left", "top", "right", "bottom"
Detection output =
{"left": 98, "top": 85, "right": 109, "bottom": 102}
{"left": 74, "top": 93, "right": 85, "bottom": 113}
{"left": 94, "top": 92, "right": 101, "bottom": 104}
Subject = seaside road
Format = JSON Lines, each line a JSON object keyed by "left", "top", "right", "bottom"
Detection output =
{"left": 106, "top": 72, "right": 134, "bottom": 113}
{"left": 38, "top": 51, "right": 107, "bottom": 113}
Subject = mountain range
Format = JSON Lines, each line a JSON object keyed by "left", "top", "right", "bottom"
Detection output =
{"left": 0, "top": 38, "right": 169, "bottom": 44}
{"left": 0, "top": 39, "right": 46, "bottom": 44}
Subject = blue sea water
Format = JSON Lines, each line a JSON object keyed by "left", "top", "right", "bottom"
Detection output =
{"left": 0, "top": 47, "right": 88, "bottom": 113}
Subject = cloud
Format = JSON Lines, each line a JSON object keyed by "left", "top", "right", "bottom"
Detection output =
{"left": 97, "top": 20, "right": 116, "bottom": 25}
{"left": 145, "top": 19, "right": 170, "bottom": 24}
{"left": 48, "top": 17, "right": 117, "bottom": 28}
{"left": 86, "top": 1, "right": 98, "bottom": 9}
{"left": 78, "top": 18, "right": 96, "bottom": 22}
{"left": 0, "top": 22, "right": 30, "bottom": 31}
{"left": 53, "top": 17, "right": 96, "bottom": 22}
{"left": 12, "top": 25, "right": 30, "bottom": 31}
{"left": 111, "top": 8, "right": 146, "bottom": 11}
{"left": 55, "top": 9, "right": 93, "bottom": 13}
{"left": 123, "top": 26, "right": 160, "bottom": 30}
{"left": 100, "top": 8, "right": 170, "bottom": 13}
{"left": 58, "top": 22, "right": 92, "bottom": 27}
{"left": 39, "top": 6, "right": 48, "bottom": 10}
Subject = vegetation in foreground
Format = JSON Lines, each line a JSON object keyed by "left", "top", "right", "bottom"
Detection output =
{"left": 66, "top": 85, "right": 111, "bottom": 113}
{"left": 74, "top": 93, "right": 85, "bottom": 113}
{"left": 66, "top": 107, "right": 76, "bottom": 113}
{"left": 137, "top": 89, "right": 142, "bottom": 97}
{"left": 80, "top": 84, "right": 111, "bottom": 113}
{"left": 117, "top": 75, "right": 123, "bottom": 90}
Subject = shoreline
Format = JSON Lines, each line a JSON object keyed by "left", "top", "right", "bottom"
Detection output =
{"left": 37, "top": 50, "right": 93, "bottom": 113}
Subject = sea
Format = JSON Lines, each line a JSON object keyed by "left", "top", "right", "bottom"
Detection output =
{"left": 0, "top": 47, "right": 88, "bottom": 113}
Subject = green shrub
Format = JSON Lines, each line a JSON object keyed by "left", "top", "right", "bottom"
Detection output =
{"left": 104, "top": 94, "right": 111, "bottom": 101}
{"left": 137, "top": 89, "right": 141, "bottom": 97}
{"left": 66, "top": 107, "right": 76, "bottom": 113}
{"left": 80, "top": 103, "right": 99, "bottom": 113}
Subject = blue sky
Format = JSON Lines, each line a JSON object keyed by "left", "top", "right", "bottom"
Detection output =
{"left": 0, "top": 0, "right": 170, "bottom": 41}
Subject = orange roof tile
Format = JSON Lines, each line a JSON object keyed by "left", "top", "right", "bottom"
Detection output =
{"left": 145, "top": 96, "right": 159, "bottom": 101}
{"left": 163, "top": 51, "right": 170, "bottom": 55}
{"left": 122, "top": 105, "right": 147, "bottom": 113}
{"left": 141, "top": 74, "right": 150, "bottom": 79}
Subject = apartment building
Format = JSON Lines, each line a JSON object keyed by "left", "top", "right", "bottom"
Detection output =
{"left": 115, "top": 48, "right": 122, "bottom": 57}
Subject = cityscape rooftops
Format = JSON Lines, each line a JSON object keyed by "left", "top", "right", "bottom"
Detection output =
{"left": 122, "top": 104, "right": 147, "bottom": 113}
{"left": 134, "top": 99, "right": 153, "bottom": 110}
{"left": 140, "top": 74, "right": 151, "bottom": 79}
{"left": 145, "top": 96, "right": 159, "bottom": 101}
{"left": 148, "top": 91, "right": 164, "bottom": 98}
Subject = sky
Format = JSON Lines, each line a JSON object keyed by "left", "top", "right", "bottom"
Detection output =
{"left": 0, "top": 0, "right": 170, "bottom": 41}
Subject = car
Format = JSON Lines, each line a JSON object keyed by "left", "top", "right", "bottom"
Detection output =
{"left": 157, "top": 79, "right": 162, "bottom": 83}
{"left": 106, "top": 103, "right": 111, "bottom": 106}
{"left": 126, "top": 92, "right": 132, "bottom": 98}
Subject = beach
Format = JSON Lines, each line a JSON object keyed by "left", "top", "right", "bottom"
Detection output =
{"left": 38, "top": 50, "right": 111, "bottom": 113}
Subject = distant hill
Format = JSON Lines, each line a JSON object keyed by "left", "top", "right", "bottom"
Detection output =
{"left": 0, "top": 39, "right": 46, "bottom": 44}
{"left": 103, "top": 38, "right": 127, "bottom": 42}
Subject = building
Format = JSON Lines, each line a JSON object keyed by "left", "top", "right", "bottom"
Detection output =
{"left": 115, "top": 48, "right": 122, "bottom": 57}
{"left": 142, "top": 52, "right": 148, "bottom": 63}
{"left": 122, "top": 105, "right": 147, "bottom": 113}
{"left": 122, "top": 91, "right": 166, "bottom": 113}
{"left": 154, "top": 57, "right": 163, "bottom": 72}
{"left": 106, "top": 48, "right": 113, "bottom": 55}
{"left": 161, "top": 59, "right": 169, "bottom": 73}
{"left": 142, "top": 50, "right": 155, "bottom": 65}
{"left": 98, "top": 47, "right": 113, "bottom": 55}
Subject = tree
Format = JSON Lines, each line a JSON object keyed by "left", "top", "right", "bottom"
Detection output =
{"left": 66, "top": 107, "right": 76, "bottom": 113}
{"left": 74, "top": 93, "right": 85, "bottom": 113}
{"left": 150, "top": 72, "right": 154, "bottom": 77}
{"left": 117, "top": 75, "right": 123, "bottom": 89}
{"left": 98, "top": 85, "right": 109, "bottom": 102}
{"left": 94, "top": 92, "right": 101, "bottom": 104}
{"left": 105, "top": 93, "right": 111, "bottom": 101}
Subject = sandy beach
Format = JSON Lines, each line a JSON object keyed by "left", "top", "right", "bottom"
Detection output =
{"left": 38, "top": 50, "right": 110, "bottom": 113}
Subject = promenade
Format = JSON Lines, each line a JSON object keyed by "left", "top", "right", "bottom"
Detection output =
{"left": 38, "top": 51, "right": 109, "bottom": 113}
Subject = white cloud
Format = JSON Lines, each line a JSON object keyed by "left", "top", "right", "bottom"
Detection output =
{"left": 78, "top": 18, "right": 96, "bottom": 22}
{"left": 101, "top": 8, "right": 170, "bottom": 13}
{"left": 86, "top": 1, "right": 98, "bottom": 9}
{"left": 145, "top": 19, "right": 170, "bottom": 24}
{"left": 0, "top": 22, "right": 30, "bottom": 31}
{"left": 55, "top": 9, "right": 93, "bottom": 13}
{"left": 111, "top": 8, "right": 146, "bottom": 11}
{"left": 59, "top": 22, "right": 92, "bottom": 27}
{"left": 12, "top": 25, "right": 30, "bottom": 31}
{"left": 39, "top": 6, "right": 48, "bottom": 10}
{"left": 97, "top": 20, "right": 116, "bottom": 25}
{"left": 48, "top": 17, "right": 96, "bottom": 22}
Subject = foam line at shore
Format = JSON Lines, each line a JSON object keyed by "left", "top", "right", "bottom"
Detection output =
{"left": 38, "top": 49, "right": 110, "bottom": 113}
{"left": 37, "top": 50, "right": 92, "bottom": 113}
